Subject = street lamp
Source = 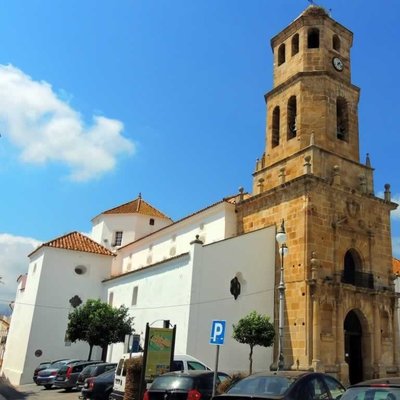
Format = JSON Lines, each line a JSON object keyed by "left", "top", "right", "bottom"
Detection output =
{"left": 276, "top": 219, "right": 288, "bottom": 371}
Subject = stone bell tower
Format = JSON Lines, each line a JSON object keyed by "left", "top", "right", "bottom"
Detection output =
{"left": 236, "top": 5, "right": 398, "bottom": 385}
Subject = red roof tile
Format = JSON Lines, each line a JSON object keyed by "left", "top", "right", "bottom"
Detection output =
{"left": 393, "top": 257, "right": 400, "bottom": 275}
{"left": 101, "top": 195, "right": 171, "bottom": 220}
{"left": 29, "top": 232, "right": 114, "bottom": 257}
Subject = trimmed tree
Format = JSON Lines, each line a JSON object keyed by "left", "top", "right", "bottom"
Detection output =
{"left": 232, "top": 310, "right": 275, "bottom": 374}
{"left": 66, "top": 299, "right": 134, "bottom": 360}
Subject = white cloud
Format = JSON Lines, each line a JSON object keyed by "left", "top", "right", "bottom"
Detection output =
{"left": 0, "top": 65, "right": 134, "bottom": 181}
{"left": 0, "top": 233, "right": 41, "bottom": 315}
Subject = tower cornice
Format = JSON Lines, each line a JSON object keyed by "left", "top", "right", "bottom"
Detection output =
{"left": 265, "top": 71, "right": 360, "bottom": 103}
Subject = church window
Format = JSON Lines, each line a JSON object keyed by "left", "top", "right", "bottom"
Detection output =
{"left": 336, "top": 97, "right": 349, "bottom": 141}
{"left": 308, "top": 28, "right": 320, "bottom": 48}
{"left": 131, "top": 286, "right": 138, "bottom": 306}
{"left": 113, "top": 231, "right": 123, "bottom": 246}
{"left": 278, "top": 43, "right": 286, "bottom": 66}
{"left": 332, "top": 34, "right": 341, "bottom": 51}
{"left": 291, "top": 34, "right": 299, "bottom": 56}
{"left": 342, "top": 250, "right": 358, "bottom": 285}
{"left": 272, "top": 106, "right": 280, "bottom": 148}
{"left": 149, "top": 218, "right": 155, "bottom": 226}
{"left": 74, "top": 265, "right": 87, "bottom": 275}
{"left": 287, "top": 96, "right": 297, "bottom": 140}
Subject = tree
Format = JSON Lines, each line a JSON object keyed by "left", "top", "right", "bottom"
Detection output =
{"left": 66, "top": 299, "right": 134, "bottom": 360}
{"left": 232, "top": 310, "right": 275, "bottom": 374}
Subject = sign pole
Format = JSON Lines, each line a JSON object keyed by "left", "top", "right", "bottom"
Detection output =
{"left": 209, "top": 320, "right": 226, "bottom": 398}
{"left": 212, "top": 344, "right": 220, "bottom": 397}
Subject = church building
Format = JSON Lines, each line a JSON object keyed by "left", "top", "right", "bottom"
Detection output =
{"left": 1, "top": 5, "right": 398, "bottom": 387}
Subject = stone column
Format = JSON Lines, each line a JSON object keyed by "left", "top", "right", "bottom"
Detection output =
{"left": 311, "top": 291, "right": 321, "bottom": 371}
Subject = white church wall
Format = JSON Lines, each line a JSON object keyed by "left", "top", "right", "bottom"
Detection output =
{"left": 104, "top": 225, "right": 276, "bottom": 374}
{"left": 2, "top": 247, "right": 112, "bottom": 385}
{"left": 114, "top": 202, "right": 236, "bottom": 276}
{"left": 91, "top": 213, "right": 172, "bottom": 250}
{"left": 104, "top": 253, "right": 193, "bottom": 363}
{"left": 187, "top": 226, "right": 276, "bottom": 374}
{"left": 1, "top": 253, "right": 45, "bottom": 384}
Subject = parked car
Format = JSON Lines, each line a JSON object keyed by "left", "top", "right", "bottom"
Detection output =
{"left": 76, "top": 362, "right": 117, "bottom": 390}
{"left": 212, "top": 371, "right": 345, "bottom": 400}
{"left": 340, "top": 377, "right": 400, "bottom": 400}
{"left": 143, "top": 371, "right": 230, "bottom": 400}
{"left": 80, "top": 368, "right": 116, "bottom": 400}
{"left": 32, "top": 361, "right": 51, "bottom": 384}
{"left": 36, "top": 359, "right": 82, "bottom": 389}
{"left": 110, "top": 353, "right": 212, "bottom": 400}
{"left": 54, "top": 360, "right": 103, "bottom": 391}
{"left": 33, "top": 358, "right": 69, "bottom": 384}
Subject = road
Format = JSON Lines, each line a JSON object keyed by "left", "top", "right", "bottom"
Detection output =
{"left": 17, "top": 384, "right": 81, "bottom": 400}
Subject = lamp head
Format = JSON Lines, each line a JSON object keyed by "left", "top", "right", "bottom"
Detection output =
{"left": 276, "top": 219, "right": 287, "bottom": 244}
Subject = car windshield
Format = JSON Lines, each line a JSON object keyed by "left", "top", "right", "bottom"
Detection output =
{"left": 49, "top": 361, "right": 64, "bottom": 369}
{"left": 227, "top": 375, "right": 294, "bottom": 396}
{"left": 150, "top": 376, "right": 194, "bottom": 391}
{"left": 341, "top": 387, "right": 400, "bottom": 400}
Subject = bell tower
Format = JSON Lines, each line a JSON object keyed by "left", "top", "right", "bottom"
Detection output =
{"left": 254, "top": 6, "right": 365, "bottom": 193}
{"left": 237, "top": 5, "right": 398, "bottom": 385}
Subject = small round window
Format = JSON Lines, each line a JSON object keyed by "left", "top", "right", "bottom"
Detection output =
{"left": 74, "top": 265, "right": 87, "bottom": 275}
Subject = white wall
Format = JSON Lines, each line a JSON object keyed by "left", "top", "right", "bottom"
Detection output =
{"left": 91, "top": 213, "right": 172, "bottom": 249}
{"left": 113, "top": 202, "right": 236, "bottom": 276}
{"left": 104, "top": 253, "right": 194, "bottom": 363}
{"left": 105, "top": 226, "right": 276, "bottom": 375}
{"left": 187, "top": 226, "right": 276, "bottom": 374}
{"left": 2, "top": 247, "right": 113, "bottom": 385}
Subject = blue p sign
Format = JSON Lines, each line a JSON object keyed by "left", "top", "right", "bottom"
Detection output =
{"left": 210, "top": 320, "right": 226, "bottom": 345}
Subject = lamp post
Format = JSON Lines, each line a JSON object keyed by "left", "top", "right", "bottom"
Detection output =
{"left": 276, "top": 219, "right": 288, "bottom": 371}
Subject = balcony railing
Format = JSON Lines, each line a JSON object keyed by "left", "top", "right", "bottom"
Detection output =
{"left": 341, "top": 270, "right": 374, "bottom": 289}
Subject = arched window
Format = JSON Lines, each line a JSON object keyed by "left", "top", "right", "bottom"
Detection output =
{"left": 332, "top": 34, "right": 341, "bottom": 51}
{"left": 287, "top": 96, "right": 297, "bottom": 140}
{"left": 308, "top": 28, "right": 320, "bottom": 48}
{"left": 291, "top": 34, "right": 299, "bottom": 56}
{"left": 343, "top": 250, "right": 357, "bottom": 285}
{"left": 336, "top": 97, "right": 349, "bottom": 141}
{"left": 272, "top": 106, "right": 280, "bottom": 148}
{"left": 278, "top": 43, "right": 286, "bottom": 66}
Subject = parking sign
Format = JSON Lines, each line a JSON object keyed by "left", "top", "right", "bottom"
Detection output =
{"left": 210, "top": 320, "right": 226, "bottom": 345}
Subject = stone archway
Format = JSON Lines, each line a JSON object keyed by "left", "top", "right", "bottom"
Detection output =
{"left": 344, "top": 310, "right": 364, "bottom": 384}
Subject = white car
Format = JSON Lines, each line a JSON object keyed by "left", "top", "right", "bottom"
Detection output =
{"left": 110, "top": 353, "right": 211, "bottom": 400}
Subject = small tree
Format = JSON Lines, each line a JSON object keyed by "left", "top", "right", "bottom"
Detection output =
{"left": 232, "top": 310, "right": 275, "bottom": 374}
{"left": 67, "top": 299, "right": 134, "bottom": 360}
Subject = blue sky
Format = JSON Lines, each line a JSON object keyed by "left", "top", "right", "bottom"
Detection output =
{"left": 0, "top": 0, "right": 400, "bottom": 312}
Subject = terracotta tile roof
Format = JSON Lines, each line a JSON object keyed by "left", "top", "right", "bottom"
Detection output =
{"left": 117, "top": 192, "right": 247, "bottom": 250}
{"left": 393, "top": 257, "right": 400, "bottom": 275}
{"left": 29, "top": 231, "right": 114, "bottom": 257}
{"left": 101, "top": 195, "right": 171, "bottom": 220}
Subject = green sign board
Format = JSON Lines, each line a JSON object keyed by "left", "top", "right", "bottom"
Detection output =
{"left": 144, "top": 327, "right": 174, "bottom": 381}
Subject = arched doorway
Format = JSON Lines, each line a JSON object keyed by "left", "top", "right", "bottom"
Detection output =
{"left": 344, "top": 310, "right": 363, "bottom": 384}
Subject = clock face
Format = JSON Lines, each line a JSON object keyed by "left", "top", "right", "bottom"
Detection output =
{"left": 332, "top": 57, "right": 344, "bottom": 71}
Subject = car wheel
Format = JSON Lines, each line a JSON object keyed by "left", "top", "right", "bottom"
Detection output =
{"left": 65, "top": 387, "right": 72, "bottom": 392}
{"left": 44, "top": 384, "right": 52, "bottom": 389}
